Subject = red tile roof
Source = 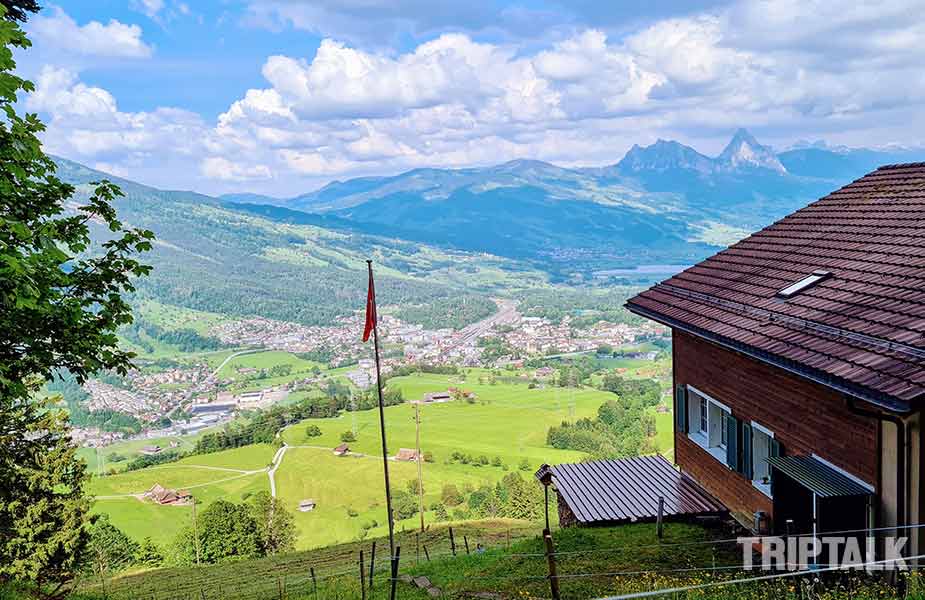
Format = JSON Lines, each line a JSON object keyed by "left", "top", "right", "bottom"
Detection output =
{"left": 627, "top": 162, "right": 925, "bottom": 411}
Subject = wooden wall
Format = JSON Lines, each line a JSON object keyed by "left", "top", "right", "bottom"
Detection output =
{"left": 672, "top": 331, "right": 879, "bottom": 520}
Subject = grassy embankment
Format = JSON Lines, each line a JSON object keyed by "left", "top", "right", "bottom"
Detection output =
{"left": 82, "top": 519, "right": 920, "bottom": 600}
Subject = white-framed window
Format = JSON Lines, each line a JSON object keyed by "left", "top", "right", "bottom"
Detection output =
{"left": 687, "top": 386, "right": 731, "bottom": 464}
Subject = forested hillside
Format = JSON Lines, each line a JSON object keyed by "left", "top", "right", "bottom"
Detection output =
{"left": 54, "top": 159, "right": 540, "bottom": 330}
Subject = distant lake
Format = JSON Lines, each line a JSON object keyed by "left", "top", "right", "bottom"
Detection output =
{"left": 592, "top": 264, "right": 691, "bottom": 277}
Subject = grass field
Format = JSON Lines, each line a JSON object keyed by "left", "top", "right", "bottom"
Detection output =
{"left": 89, "top": 370, "right": 676, "bottom": 550}
{"left": 77, "top": 430, "right": 218, "bottom": 474}
{"left": 280, "top": 372, "right": 605, "bottom": 466}
{"left": 88, "top": 445, "right": 276, "bottom": 545}
{"left": 275, "top": 372, "right": 645, "bottom": 548}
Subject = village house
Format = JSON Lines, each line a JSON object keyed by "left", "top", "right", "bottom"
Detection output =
{"left": 138, "top": 445, "right": 162, "bottom": 456}
{"left": 625, "top": 163, "right": 925, "bottom": 550}
{"left": 333, "top": 443, "right": 350, "bottom": 456}
{"left": 395, "top": 448, "right": 420, "bottom": 461}
{"left": 143, "top": 484, "right": 192, "bottom": 505}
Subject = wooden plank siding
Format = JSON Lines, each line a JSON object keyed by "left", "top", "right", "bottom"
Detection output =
{"left": 672, "top": 330, "right": 879, "bottom": 520}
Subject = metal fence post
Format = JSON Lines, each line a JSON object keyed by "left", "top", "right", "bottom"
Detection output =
{"left": 360, "top": 550, "right": 367, "bottom": 600}
{"left": 657, "top": 496, "right": 665, "bottom": 539}
{"left": 369, "top": 541, "right": 377, "bottom": 591}
{"left": 389, "top": 546, "right": 402, "bottom": 600}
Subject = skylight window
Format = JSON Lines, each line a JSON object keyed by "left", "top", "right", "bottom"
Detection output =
{"left": 777, "top": 270, "right": 831, "bottom": 298}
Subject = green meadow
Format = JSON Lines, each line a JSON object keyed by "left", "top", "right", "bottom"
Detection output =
{"left": 87, "top": 370, "right": 676, "bottom": 550}
{"left": 88, "top": 445, "right": 276, "bottom": 545}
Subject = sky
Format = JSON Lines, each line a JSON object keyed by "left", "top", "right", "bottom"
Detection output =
{"left": 16, "top": 0, "right": 925, "bottom": 197}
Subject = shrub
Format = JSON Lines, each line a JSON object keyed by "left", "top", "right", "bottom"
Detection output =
{"left": 346, "top": 507, "right": 359, "bottom": 518}
{"left": 491, "top": 456, "right": 502, "bottom": 467}
{"left": 519, "top": 458, "right": 531, "bottom": 472}
{"left": 441, "top": 484, "right": 464, "bottom": 506}
{"left": 423, "top": 451, "right": 435, "bottom": 463}
{"left": 340, "top": 430, "right": 357, "bottom": 443}
{"left": 478, "top": 455, "right": 489, "bottom": 465}
{"left": 305, "top": 425, "right": 322, "bottom": 438}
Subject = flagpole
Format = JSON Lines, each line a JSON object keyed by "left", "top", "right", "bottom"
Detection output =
{"left": 367, "top": 260, "right": 396, "bottom": 563}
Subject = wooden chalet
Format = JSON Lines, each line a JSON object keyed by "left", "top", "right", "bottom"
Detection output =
{"left": 333, "top": 443, "right": 350, "bottom": 456}
{"left": 626, "top": 163, "right": 925, "bottom": 550}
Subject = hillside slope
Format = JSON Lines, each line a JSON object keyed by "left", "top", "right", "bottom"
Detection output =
{"left": 54, "top": 158, "right": 539, "bottom": 328}
{"left": 225, "top": 131, "right": 925, "bottom": 269}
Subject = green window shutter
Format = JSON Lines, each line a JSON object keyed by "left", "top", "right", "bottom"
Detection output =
{"left": 725, "top": 415, "right": 739, "bottom": 471}
{"left": 770, "top": 437, "right": 783, "bottom": 457}
{"left": 675, "top": 384, "right": 687, "bottom": 433}
{"left": 742, "top": 423, "right": 753, "bottom": 480}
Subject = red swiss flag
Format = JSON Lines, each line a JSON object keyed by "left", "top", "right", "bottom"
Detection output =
{"left": 362, "top": 265, "right": 377, "bottom": 342}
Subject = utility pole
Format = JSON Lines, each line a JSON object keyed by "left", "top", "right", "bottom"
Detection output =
{"left": 415, "top": 403, "right": 425, "bottom": 532}
{"left": 350, "top": 386, "right": 357, "bottom": 437}
{"left": 192, "top": 497, "right": 201, "bottom": 565}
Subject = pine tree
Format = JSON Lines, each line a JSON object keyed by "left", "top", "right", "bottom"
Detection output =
{"left": 137, "top": 538, "right": 163, "bottom": 568}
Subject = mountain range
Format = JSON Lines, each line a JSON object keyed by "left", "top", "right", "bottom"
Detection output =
{"left": 50, "top": 129, "right": 925, "bottom": 328}
{"left": 218, "top": 129, "right": 925, "bottom": 271}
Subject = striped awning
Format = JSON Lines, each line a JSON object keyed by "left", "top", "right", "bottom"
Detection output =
{"left": 767, "top": 455, "right": 873, "bottom": 498}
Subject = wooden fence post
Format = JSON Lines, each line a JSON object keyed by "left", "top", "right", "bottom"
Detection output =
{"left": 369, "top": 541, "right": 377, "bottom": 591}
{"left": 389, "top": 546, "right": 402, "bottom": 600}
{"left": 360, "top": 550, "right": 367, "bottom": 600}
{"left": 449, "top": 527, "right": 456, "bottom": 556}
{"left": 543, "top": 529, "right": 561, "bottom": 600}
{"left": 657, "top": 496, "right": 665, "bottom": 539}
{"left": 416, "top": 532, "right": 420, "bottom": 565}
{"left": 464, "top": 535, "right": 470, "bottom": 555}
{"left": 310, "top": 567, "right": 317, "bottom": 599}
{"left": 423, "top": 544, "right": 430, "bottom": 561}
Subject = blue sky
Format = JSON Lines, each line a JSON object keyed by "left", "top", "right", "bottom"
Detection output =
{"left": 18, "top": 0, "right": 925, "bottom": 196}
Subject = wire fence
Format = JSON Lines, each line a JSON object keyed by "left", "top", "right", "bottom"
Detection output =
{"left": 88, "top": 520, "right": 925, "bottom": 600}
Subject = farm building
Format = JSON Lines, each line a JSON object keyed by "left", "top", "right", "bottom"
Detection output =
{"left": 298, "top": 499, "right": 316, "bottom": 512}
{"left": 536, "top": 456, "right": 726, "bottom": 527}
{"left": 395, "top": 448, "right": 419, "bottom": 461}
{"left": 138, "top": 445, "right": 162, "bottom": 456}
{"left": 423, "top": 391, "right": 451, "bottom": 403}
{"left": 626, "top": 163, "right": 925, "bottom": 553}
{"left": 333, "top": 443, "right": 350, "bottom": 456}
{"left": 143, "top": 484, "right": 192, "bottom": 505}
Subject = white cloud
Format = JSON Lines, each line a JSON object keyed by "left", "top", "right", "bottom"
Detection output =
{"left": 29, "top": 0, "right": 925, "bottom": 196}
{"left": 28, "top": 66, "right": 208, "bottom": 162}
{"left": 133, "top": 0, "right": 165, "bottom": 19}
{"left": 200, "top": 157, "right": 272, "bottom": 181}
{"left": 29, "top": 7, "right": 153, "bottom": 58}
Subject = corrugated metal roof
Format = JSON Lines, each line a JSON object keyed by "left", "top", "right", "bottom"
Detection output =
{"left": 544, "top": 455, "right": 727, "bottom": 524}
{"left": 625, "top": 162, "right": 925, "bottom": 411}
{"left": 766, "top": 455, "right": 873, "bottom": 498}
